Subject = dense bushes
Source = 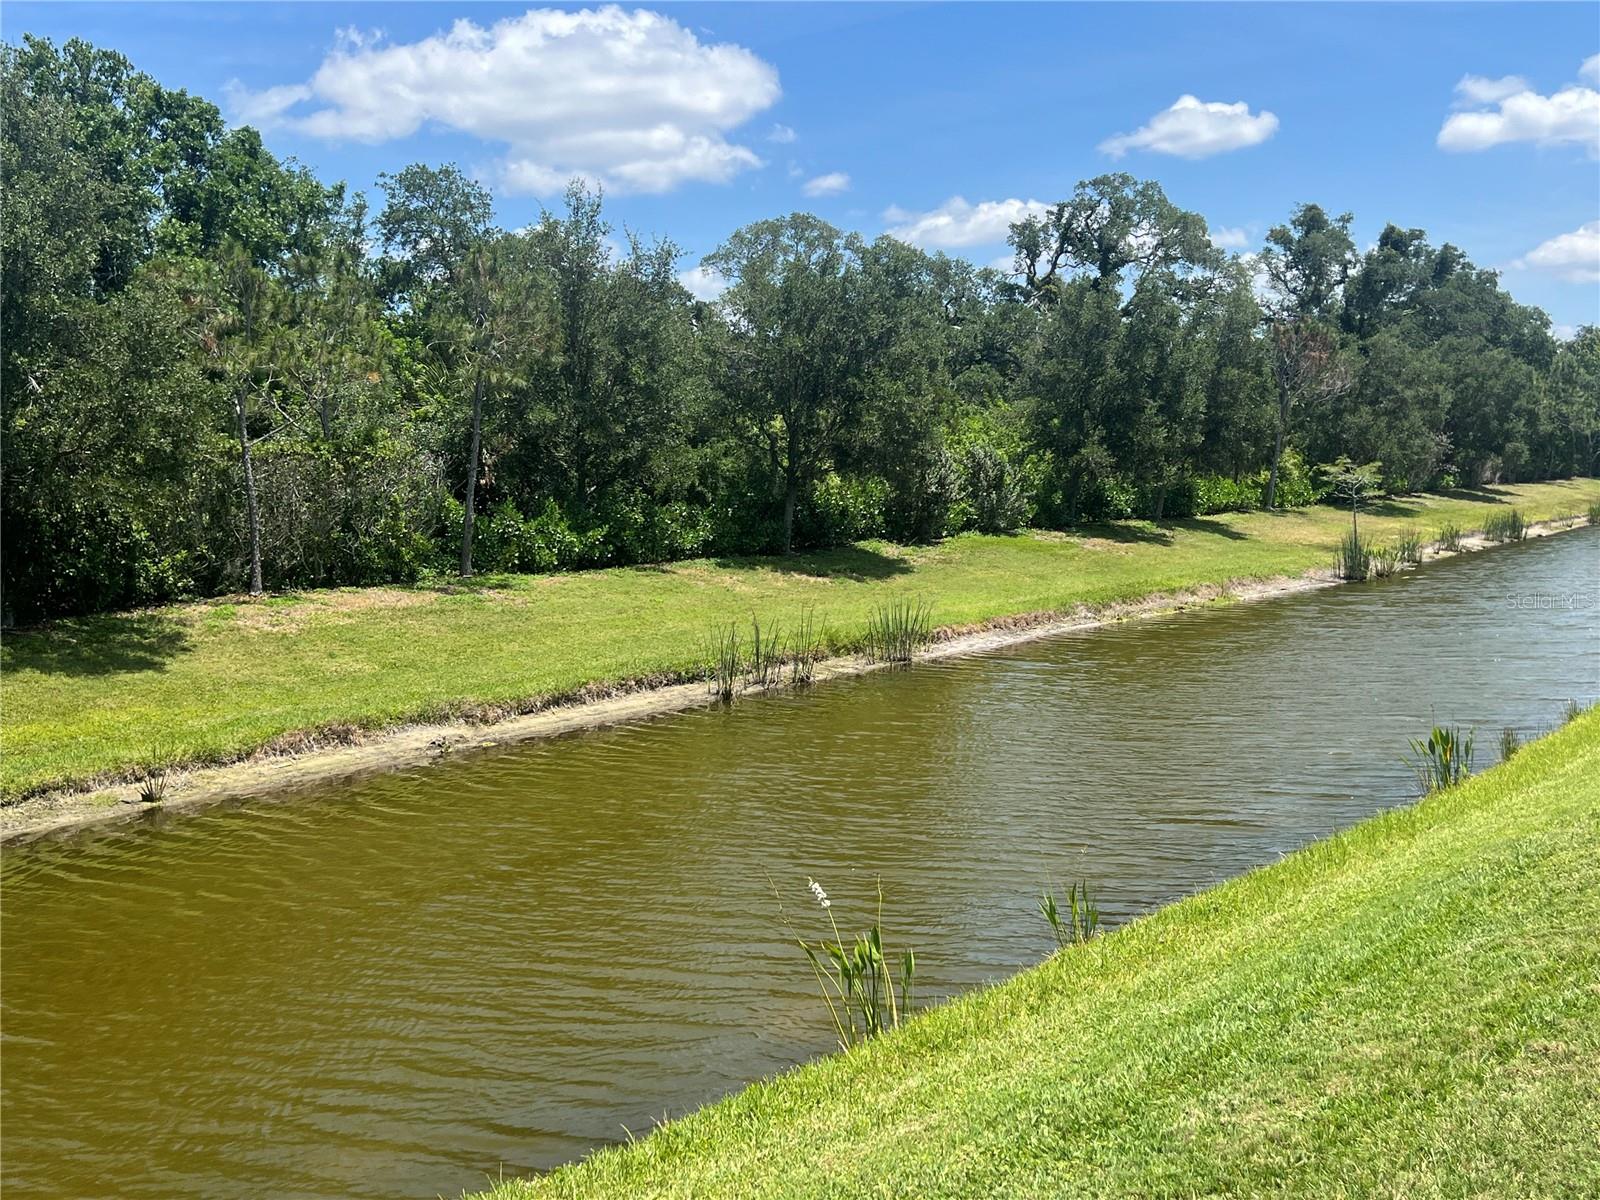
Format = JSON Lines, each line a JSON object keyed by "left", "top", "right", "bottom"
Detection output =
{"left": 3, "top": 37, "right": 1596, "bottom": 622}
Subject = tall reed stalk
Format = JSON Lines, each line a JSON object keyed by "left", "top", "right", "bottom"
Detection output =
{"left": 788, "top": 608, "right": 822, "bottom": 687}
{"left": 1436, "top": 523, "right": 1464, "bottom": 552}
{"left": 745, "top": 616, "right": 784, "bottom": 690}
{"left": 707, "top": 623, "right": 741, "bottom": 702}
{"left": 864, "top": 599, "right": 934, "bottom": 663}
{"left": 1333, "top": 529, "right": 1372, "bottom": 581}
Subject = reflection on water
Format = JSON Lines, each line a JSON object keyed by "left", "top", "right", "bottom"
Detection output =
{"left": 3, "top": 529, "right": 1596, "bottom": 1199}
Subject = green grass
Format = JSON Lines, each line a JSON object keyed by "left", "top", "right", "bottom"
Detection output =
{"left": 474, "top": 709, "right": 1600, "bottom": 1200}
{"left": 4, "top": 480, "right": 1597, "bottom": 800}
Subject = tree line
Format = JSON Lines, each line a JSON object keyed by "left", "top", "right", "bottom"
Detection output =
{"left": 5, "top": 37, "right": 1597, "bottom": 622}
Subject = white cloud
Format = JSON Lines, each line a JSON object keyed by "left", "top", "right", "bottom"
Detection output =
{"left": 1510, "top": 220, "right": 1600, "bottom": 283}
{"left": 677, "top": 264, "right": 729, "bottom": 301}
{"left": 1438, "top": 63, "right": 1600, "bottom": 155}
{"left": 1099, "top": 95, "right": 1278, "bottom": 159}
{"left": 1582, "top": 55, "right": 1600, "bottom": 85}
{"left": 883, "top": 196, "right": 1050, "bottom": 249}
{"left": 1210, "top": 225, "right": 1252, "bottom": 250}
{"left": 802, "top": 171, "right": 850, "bottom": 197}
{"left": 224, "top": 7, "right": 781, "bottom": 194}
{"left": 767, "top": 123, "right": 797, "bottom": 144}
{"left": 1453, "top": 75, "right": 1530, "bottom": 107}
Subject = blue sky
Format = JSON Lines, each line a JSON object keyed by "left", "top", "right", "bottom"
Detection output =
{"left": 9, "top": 2, "right": 1599, "bottom": 330}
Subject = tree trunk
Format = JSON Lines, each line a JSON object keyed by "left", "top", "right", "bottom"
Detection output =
{"left": 460, "top": 367, "right": 486, "bottom": 576}
{"left": 1263, "top": 387, "right": 1289, "bottom": 510}
{"left": 781, "top": 469, "right": 798, "bottom": 556}
{"left": 236, "top": 394, "right": 264, "bottom": 596}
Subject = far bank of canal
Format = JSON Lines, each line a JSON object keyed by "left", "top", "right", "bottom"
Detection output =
{"left": 2, "top": 526, "right": 1596, "bottom": 1199}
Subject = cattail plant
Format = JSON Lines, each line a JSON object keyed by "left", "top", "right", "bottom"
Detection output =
{"left": 788, "top": 608, "right": 822, "bottom": 687}
{"left": 1436, "top": 523, "right": 1464, "bottom": 552}
{"left": 1395, "top": 531, "right": 1424, "bottom": 565}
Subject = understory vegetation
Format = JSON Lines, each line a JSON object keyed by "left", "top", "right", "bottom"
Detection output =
{"left": 474, "top": 710, "right": 1600, "bottom": 1199}
{"left": 4, "top": 480, "right": 1595, "bottom": 802}
{"left": 7, "top": 37, "right": 1600, "bottom": 624}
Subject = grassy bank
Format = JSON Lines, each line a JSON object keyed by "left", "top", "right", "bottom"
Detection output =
{"left": 477, "top": 709, "right": 1600, "bottom": 1199}
{"left": 4, "top": 479, "right": 1597, "bottom": 800}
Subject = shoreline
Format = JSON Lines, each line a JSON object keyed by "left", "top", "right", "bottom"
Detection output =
{"left": 1, "top": 516, "right": 1586, "bottom": 846}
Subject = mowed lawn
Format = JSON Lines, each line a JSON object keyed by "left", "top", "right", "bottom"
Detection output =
{"left": 4, "top": 480, "right": 1597, "bottom": 799}
{"left": 478, "top": 710, "right": 1600, "bottom": 1200}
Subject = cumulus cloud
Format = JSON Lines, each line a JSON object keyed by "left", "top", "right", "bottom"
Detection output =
{"left": 883, "top": 196, "right": 1051, "bottom": 249}
{"left": 1510, "top": 220, "right": 1600, "bottom": 283}
{"left": 1438, "top": 63, "right": 1600, "bottom": 155}
{"left": 802, "top": 171, "right": 850, "bottom": 197}
{"left": 1210, "top": 225, "right": 1252, "bottom": 251}
{"left": 677, "top": 264, "right": 729, "bottom": 301}
{"left": 1583, "top": 55, "right": 1600, "bottom": 85}
{"left": 767, "top": 123, "right": 797, "bottom": 143}
{"left": 223, "top": 7, "right": 781, "bottom": 194}
{"left": 1452, "top": 75, "right": 1530, "bottom": 106}
{"left": 1099, "top": 95, "right": 1279, "bottom": 159}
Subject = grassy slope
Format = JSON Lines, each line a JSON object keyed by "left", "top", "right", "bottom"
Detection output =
{"left": 4, "top": 480, "right": 1597, "bottom": 799}
{"left": 480, "top": 710, "right": 1600, "bottom": 1200}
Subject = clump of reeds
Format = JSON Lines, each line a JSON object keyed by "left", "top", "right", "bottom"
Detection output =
{"left": 1395, "top": 531, "right": 1424, "bottom": 565}
{"left": 1498, "top": 726, "right": 1522, "bottom": 763}
{"left": 1483, "top": 508, "right": 1527, "bottom": 543}
{"left": 1333, "top": 529, "right": 1373, "bottom": 580}
{"left": 1369, "top": 544, "right": 1403, "bottom": 578}
{"left": 1040, "top": 879, "right": 1100, "bottom": 948}
{"left": 1563, "top": 698, "right": 1586, "bottom": 725}
{"left": 864, "top": 598, "right": 933, "bottom": 663}
{"left": 137, "top": 770, "right": 169, "bottom": 804}
{"left": 707, "top": 622, "right": 741, "bottom": 702}
{"left": 1436, "top": 523, "right": 1464, "bottom": 552}
{"left": 1407, "top": 725, "right": 1475, "bottom": 794}
{"left": 788, "top": 608, "right": 822, "bottom": 687}
{"left": 781, "top": 877, "right": 917, "bottom": 1050}
{"left": 1588, "top": 501, "right": 1600, "bottom": 526}
{"left": 745, "top": 616, "right": 784, "bottom": 690}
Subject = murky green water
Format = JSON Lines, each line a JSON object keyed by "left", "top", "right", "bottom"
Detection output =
{"left": 3, "top": 529, "right": 1596, "bottom": 1199}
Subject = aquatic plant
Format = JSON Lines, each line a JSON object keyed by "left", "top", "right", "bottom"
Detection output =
{"left": 137, "top": 770, "right": 169, "bottom": 805}
{"left": 707, "top": 623, "right": 741, "bottom": 702}
{"left": 1498, "top": 726, "right": 1521, "bottom": 763}
{"left": 864, "top": 599, "right": 934, "bottom": 663}
{"left": 1564, "top": 698, "right": 1586, "bottom": 725}
{"left": 1369, "top": 544, "right": 1402, "bottom": 579}
{"left": 1332, "top": 529, "right": 1372, "bottom": 581}
{"left": 781, "top": 877, "right": 917, "bottom": 1050}
{"left": 1589, "top": 501, "right": 1600, "bottom": 526}
{"left": 1040, "top": 879, "right": 1100, "bottom": 948}
{"left": 788, "top": 608, "right": 822, "bottom": 687}
{"left": 745, "top": 616, "right": 785, "bottom": 690}
{"left": 1407, "top": 725, "right": 1475, "bottom": 794}
{"left": 1482, "top": 508, "right": 1526, "bottom": 543}
{"left": 1435, "top": 523, "right": 1464, "bottom": 552}
{"left": 1395, "top": 531, "right": 1424, "bottom": 565}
